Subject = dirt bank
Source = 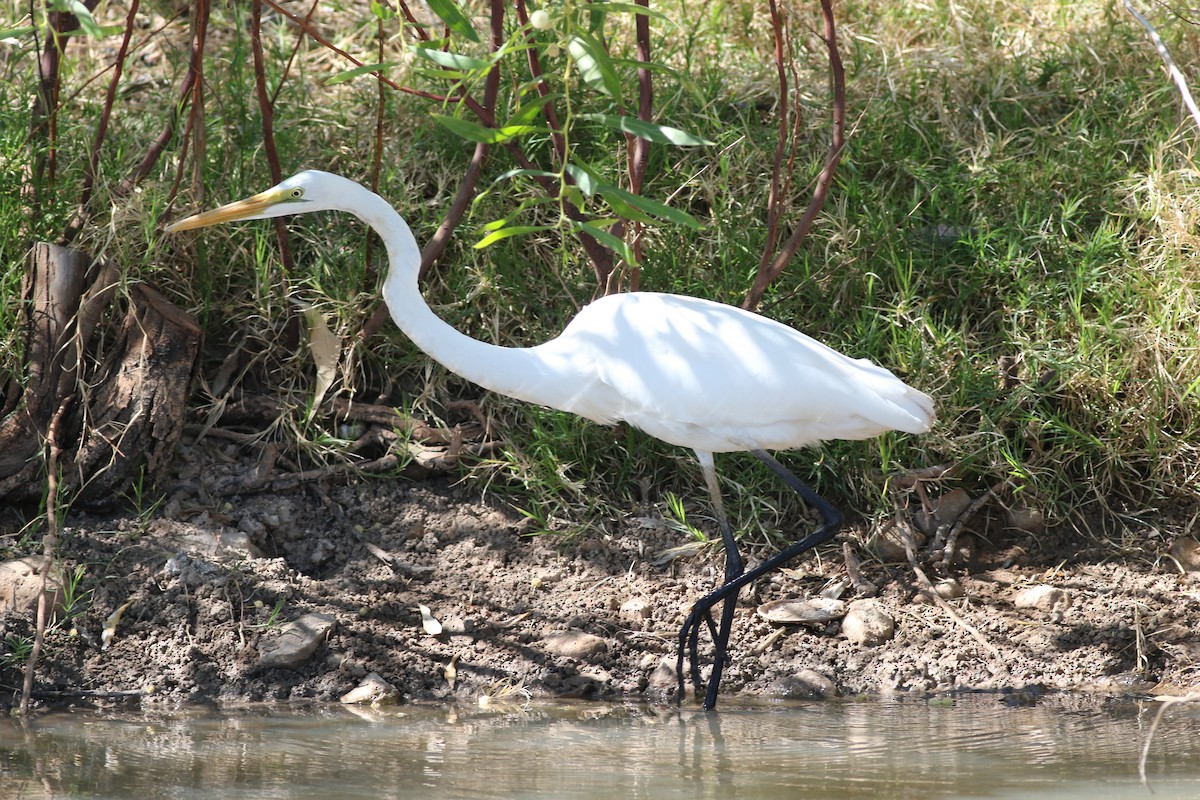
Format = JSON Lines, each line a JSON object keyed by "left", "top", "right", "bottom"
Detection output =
{"left": 3, "top": 435, "right": 1198, "bottom": 709}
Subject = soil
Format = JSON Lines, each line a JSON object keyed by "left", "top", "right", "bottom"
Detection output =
{"left": 3, "top": 434, "right": 1200, "bottom": 710}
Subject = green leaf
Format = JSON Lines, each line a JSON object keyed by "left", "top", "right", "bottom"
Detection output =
{"left": 432, "top": 115, "right": 540, "bottom": 144}
{"left": 474, "top": 225, "right": 554, "bottom": 249}
{"left": 598, "top": 184, "right": 703, "bottom": 229}
{"left": 565, "top": 164, "right": 600, "bottom": 197}
{"left": 424, "top": 0, "right": 480, "bottom": 43}
{"left": 51, "top": 0, "right": 103, "bottom": 38}
{"left": 567, "top": 34, "right": 622, "bottom": 101}
{"left": 324, "top": 62, "right": 392, "bottom": 86}
{"left": 412, "top": 46, "right": 490, "bottom": 71}
{"left": 494, "top": 168, "right": 560, "bottom": 183}
{"left": 508, "top": 93, "right": 560, "bottom": 127}
{"left": 579, "top": 113, "right": 713, "bottom": 146}
{"left": 432, "top": 114, "right": 497, "bottom": 143}
{"left": 586, "top": 2, "right": 672, "bottom": 22}
{"left": 0, "top": 25, "right": 35, "bottom": 39}
{"left": 570, "top": 221, "right": 638, "bottom": 266}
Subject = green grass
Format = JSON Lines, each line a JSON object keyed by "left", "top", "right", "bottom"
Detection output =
{"left": 1, "top": 0, "right": 1198, "bottom": 550}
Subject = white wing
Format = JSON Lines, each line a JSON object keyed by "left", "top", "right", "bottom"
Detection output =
{"left": 543, "top": 292, "right": 933, "bottom": 453}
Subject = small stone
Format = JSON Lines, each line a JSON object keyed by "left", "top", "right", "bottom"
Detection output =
{"left": 259, "top": 612, "right": 337, "bottom": 669}
{"left": 543, "top": 631, "right": 609, "bottom": 659}
{"left": 935, "top": 578, "right": 965, "bottom": 599}
{"left": 1013, "top": 585, "right": 1070, "bottom": 614}
{"left": 766, "top": 669, "right": 837, "bottom": 700}
{"left": 1005, "top": 505, "right": 1045, "bottom": 535}
{"left": 914, "top": 488, "right": 974, "bottom": 537}
{"left": 757, "top": 597, "right": 847, "bottom": 625}
{"left": 647, "top": 658, "right": 679, "bottom": 691}
{"left": 619, "top": 598, "right": 652, "bottom": 623}
{"left": 841, "top": 599, "right": 895, "bottom": 646}
{"left": 340, "top": 672, "right": 399, "bottom": 706}
{"left": 180, "top": 528, "right": 266, "bottom": 559}
{"left": 0, "top": 557, "right": 64, "bottom": 616}
{"left": 1169, "top": 537, "right": 1200, "bottom": 572}
{"left": 871, "top": 519, "right": 925, "bottom": 562}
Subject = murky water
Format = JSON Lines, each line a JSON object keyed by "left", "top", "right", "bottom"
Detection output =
{"left": 1, "top": 696, "right": 1198, "bottom": 799}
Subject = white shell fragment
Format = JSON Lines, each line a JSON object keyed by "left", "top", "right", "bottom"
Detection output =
{"left": 757, "top": 597, "right": 847, "bottom": 625}
{"left": 418, "top": 604, "right": 443, "bottom": 636}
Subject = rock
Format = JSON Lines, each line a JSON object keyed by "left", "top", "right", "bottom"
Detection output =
{"left": 0, "top": 557, "right": 64, "bottom": 616}
{"left": 1005, "top": 505, "right": 1045, "bottom": 535}
{"left": 647, "top": 658, "right": 680, "bottom": 691}
{"left": 543, "top": 631, "right": 609, "bottom": 659}
{"left": 619, "top": 598, "right": 652, "bottom": 623}
{"left": 340, "top": 672, "right": 399, "bottom": 706}
{"left": 259, "top": 612, "right": 337, "bottom": 669}
{"left": 1013, "top": 585, "right": 1070, "bottom": 614}
{"left": 757, "top": 597, "right": 847, "bottom": 625}
{"left": 162, "top": 552, "right": 222, "bottom": 587}
{"left": 1169, "top": 537, "right": 1200, "bottom": 572}
{"left": 915, "top": 488, "right": 973, "bottom": 537}
{"left": 766, "top": 669, "right": 837, "bottom": 700}
{"left": 178, "top": 527, "right": 266, "bottom": 559}
{"left": 842, "top": 599, "right": 895, "bottom": 646}
{"left": 870, "top": 519, "right": 924, "bottom": 562}
{"left": 935, "top": 578, "right": 965, "bottom": 599}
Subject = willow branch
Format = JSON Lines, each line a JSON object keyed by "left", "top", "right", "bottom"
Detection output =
{"left": 251, "top": 0, "right": 294, "bottom": 272}
{"left": 743, "top": 0, "right": 845, "bottom": 312}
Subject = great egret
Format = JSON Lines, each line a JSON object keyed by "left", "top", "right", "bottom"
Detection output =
{"left": 167, "top": 170, "right": 934, "bottom": 709}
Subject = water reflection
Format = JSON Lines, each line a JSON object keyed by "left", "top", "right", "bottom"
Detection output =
{"left": 1, "top": 697, "right": 1198, "bottom": 799}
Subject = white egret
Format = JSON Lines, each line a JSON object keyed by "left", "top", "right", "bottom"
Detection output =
{"left": 167, "top": 170, "right": 934, "bottom": 709}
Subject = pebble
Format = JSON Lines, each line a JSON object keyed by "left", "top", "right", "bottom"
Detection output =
{"left": 619, "top": 598, "right": 652, "bottom": 623}
{"left": 259, "top": 612, "right": 337, "bottom": 669}
{"left": 1013, "top": 585, "right": 1071, "bottom": 614}
{"left": 935, "top": 578, "right": 965, "bottom": 599}
{"left": 543, "top": 631, "right": 609, "bottom": 659}
{"left": 1169, "top": 537, "right": 1200, "bottom": 572}
{"left": 647, "top": 658, "right": 680, "bottom": 691}
{"left": 1004, "top": 505, "right": 1045, "bottom": 535}
{"left": 178, "top": 528, "right": 266, "bottom": 559}
{"left": 766, "top": 669, "right": 837, "bottom": 700}
{"left": 0, "top": 556, "right": 63, "bottom": 616}
{"left": 340, "top": 672, "right": 399, "bottom": 706}
{"left": 914, "top": 488, "right": 973, "bottom": 537}
{"left": 842, "top": 599, "right": 895, "bottom": 646}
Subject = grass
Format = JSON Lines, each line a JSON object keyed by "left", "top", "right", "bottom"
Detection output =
{"left": 1, "top": 0, "right": 1198, "bottom": 552}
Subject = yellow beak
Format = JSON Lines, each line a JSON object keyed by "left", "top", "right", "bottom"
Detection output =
{"left": 165, "top": 188, "right": 285, "bottom": 233}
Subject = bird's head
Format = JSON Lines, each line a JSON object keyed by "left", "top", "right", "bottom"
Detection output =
{"left": 165, "top": 170, "right": 353, "bottom": 232}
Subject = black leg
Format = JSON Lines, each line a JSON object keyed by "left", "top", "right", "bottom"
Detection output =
{"left": 675, "top": 449, "right": 843, "bottom": 709}
{"left": 677, "top": 451, "right": 744, "bottom": 708}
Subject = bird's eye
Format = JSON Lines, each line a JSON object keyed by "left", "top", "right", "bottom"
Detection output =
{"left": 289, "top": 188, "right": 304, "bottom": 199}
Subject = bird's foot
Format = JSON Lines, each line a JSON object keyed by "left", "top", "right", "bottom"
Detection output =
{"left": 674, "top": 579, "right": 744, "bottom": 710}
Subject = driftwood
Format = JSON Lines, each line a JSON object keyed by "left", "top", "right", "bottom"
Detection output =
{"left": 0, "top": 243, "right": 201, "bottom": 507}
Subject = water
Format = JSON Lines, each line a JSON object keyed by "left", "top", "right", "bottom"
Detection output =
{"left": 2, "top": 696, "right": 1199, "bottom": 799}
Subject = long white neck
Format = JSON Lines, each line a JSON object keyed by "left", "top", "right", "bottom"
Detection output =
{"left": 340, "top": 184, "right": 585, "bottom": 411}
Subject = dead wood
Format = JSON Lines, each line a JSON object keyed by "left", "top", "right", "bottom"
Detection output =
{"left": 0, "top": 243, "right": 201, "bottom": 507}
{"left": 72, "top": 285, "right": 202, "bottom": 506}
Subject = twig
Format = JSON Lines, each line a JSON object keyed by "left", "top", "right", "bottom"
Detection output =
{"left": 902, "top": 525, "right": 1003, "bottom": 660}
{"left": 1140, "top": 692, "right": 1200, "bottom": 785}
{"left": 20, "top": 398, "right": 72, "bottom": 717}
{"left": 934, "top": 479, "right": 1008, "bottom": 570}
{"left": 250, "top": 0, "right": 294, "bottom": 273}
{"left": 743, "top": 0, "right": 846, "bottom": 311}
{"left": 62, "top": 0, "right": 140, "bottom": 246}
{"left": 1125, "top": 0, "right": 1200, "bottom": 135}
